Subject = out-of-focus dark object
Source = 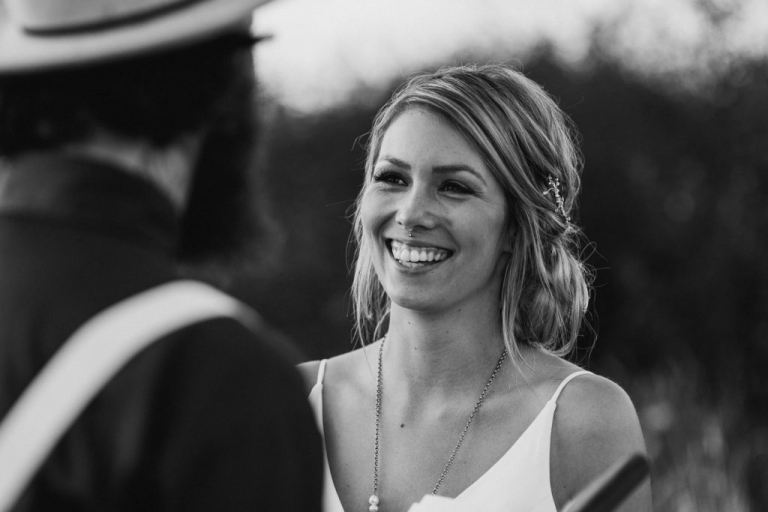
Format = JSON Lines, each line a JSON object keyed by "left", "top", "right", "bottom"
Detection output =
{"left": 746, "top": 447, "right": 768, "bottom": 509}
{"left": 0, "top": 0, "right": 325, "bottom": 510}
{"left": 562, "top": 452, "right": 650, "bottom": 512}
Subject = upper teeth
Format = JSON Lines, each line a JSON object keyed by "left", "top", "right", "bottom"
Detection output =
{"left": 391, "top": 240, "right": 450, "bottom": 263}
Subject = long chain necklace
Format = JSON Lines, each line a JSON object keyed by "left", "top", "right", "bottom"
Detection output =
{"left": 368, "top": 338, "right": 507, "bottom": 512}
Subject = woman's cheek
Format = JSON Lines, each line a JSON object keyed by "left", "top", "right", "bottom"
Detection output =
{"left": 360, "top": 190, "right": 388, "bottom": 235}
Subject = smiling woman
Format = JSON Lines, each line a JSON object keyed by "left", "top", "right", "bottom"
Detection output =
{"left": 300, "top": 64, "right": 652, "bottom": 512}
{"left": 360, "top": 108, "right": 509, "bottom": 315}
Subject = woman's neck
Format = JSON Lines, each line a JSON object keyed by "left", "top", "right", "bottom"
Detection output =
{"left": 383, "top": 303, "right": 507, "bottom": 399}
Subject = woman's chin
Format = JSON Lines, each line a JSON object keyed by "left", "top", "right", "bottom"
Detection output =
{"left": 387, "top": 293, "right": 446, "bottom": 314}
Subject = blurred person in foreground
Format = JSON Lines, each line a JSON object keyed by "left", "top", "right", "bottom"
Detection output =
{"left": 301, "top": 64, "right": 652, "bottom": 512}
{"left": 0, "top": 0, "right": 322, "bottom": 510}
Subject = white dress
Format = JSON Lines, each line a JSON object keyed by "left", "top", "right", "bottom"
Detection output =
{"left": 308, "top": 359, "right": 591, "bottom": 512}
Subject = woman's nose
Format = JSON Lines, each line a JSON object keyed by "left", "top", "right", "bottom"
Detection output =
{"left": 395, "top": 185, "right": 436, "bottom": 231}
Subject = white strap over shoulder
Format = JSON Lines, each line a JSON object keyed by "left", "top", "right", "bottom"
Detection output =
{"left": 550, "top": 370, "right": 591, "bottom": 404}
{"left": 316, "top": 359, "right": 328, "bottom": 387}
{"left": 0, "top": 280, "right": 254, "bottom": 512}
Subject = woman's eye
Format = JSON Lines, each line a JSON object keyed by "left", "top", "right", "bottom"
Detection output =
{"left": 442, "top": 181, "right": 474, "bottom": 195}
{"left": 372, "top": 171, "right": 406, "bottom": 186}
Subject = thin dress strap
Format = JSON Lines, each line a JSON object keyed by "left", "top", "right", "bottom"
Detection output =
{"left": 316, "top": 359, "right": 328, "bottom": 387}
{"left": 550, "top": 370, "right": 591, "bottom": 404}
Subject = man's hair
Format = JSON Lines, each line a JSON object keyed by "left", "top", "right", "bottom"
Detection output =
{"left": 0, "top": 33, "right": 257, "bottom": 156}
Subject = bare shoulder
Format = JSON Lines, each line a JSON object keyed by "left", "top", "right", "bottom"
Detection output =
{"left": 324, "top": 342, "right": 380, "bottom": 390}
{"left": 556, "top": 373, "right": 640, "bottom": 433}
{"left": 298, "top": 343, "right": 379, "bottom": 396}
{"left": 550, "top": 372, "right": 652, "bottom": 510}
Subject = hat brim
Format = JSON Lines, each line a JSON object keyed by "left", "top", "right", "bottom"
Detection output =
{"left": 0, "top": 0, "right": 270, "bottom": 73}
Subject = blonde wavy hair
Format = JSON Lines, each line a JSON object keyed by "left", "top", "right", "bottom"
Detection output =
{"left": 351, "top": 64, "right": 591, "bottom": 359}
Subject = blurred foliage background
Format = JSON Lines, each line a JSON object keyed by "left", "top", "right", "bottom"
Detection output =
{"left": 237, "top": 1, "right": 768, "bottom": 509}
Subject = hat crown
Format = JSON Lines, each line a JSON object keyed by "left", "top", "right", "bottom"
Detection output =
{"left": 5, "top": 0, "right": 193, "bottom": 32}
{"left": 0, "top": 0, "right": 268, "bottom": 73}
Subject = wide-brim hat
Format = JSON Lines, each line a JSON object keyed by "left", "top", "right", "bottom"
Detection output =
{"left": 0, "top": 0, "right": 271, "bottom": 74}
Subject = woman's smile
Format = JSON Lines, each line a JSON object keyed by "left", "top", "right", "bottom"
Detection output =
{"left": 388, "top": 239, "right": 452, "bottom": 267}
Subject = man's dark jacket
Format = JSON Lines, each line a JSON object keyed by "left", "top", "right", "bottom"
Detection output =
{"left": 0, "top": 153, "right": 323, "bottom": 511}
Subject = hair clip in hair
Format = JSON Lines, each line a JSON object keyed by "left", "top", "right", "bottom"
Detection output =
{"left": 544, "top": 175, "right": 571, "bottom": 224}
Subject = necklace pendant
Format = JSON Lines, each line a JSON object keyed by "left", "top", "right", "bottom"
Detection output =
{"left": 368, "top": 494, "right": 380, "bottom": 512}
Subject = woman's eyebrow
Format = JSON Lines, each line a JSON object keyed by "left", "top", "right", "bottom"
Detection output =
{"left": 376, "top": 156, "right": 410, "bottom": 169}
{"left": 433, "top": 164, "right": 487, "bottom": 185}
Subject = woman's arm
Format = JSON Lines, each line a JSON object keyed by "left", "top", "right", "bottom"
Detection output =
{"left": 550, "top": 374, "right": 652, "bottom": 512}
